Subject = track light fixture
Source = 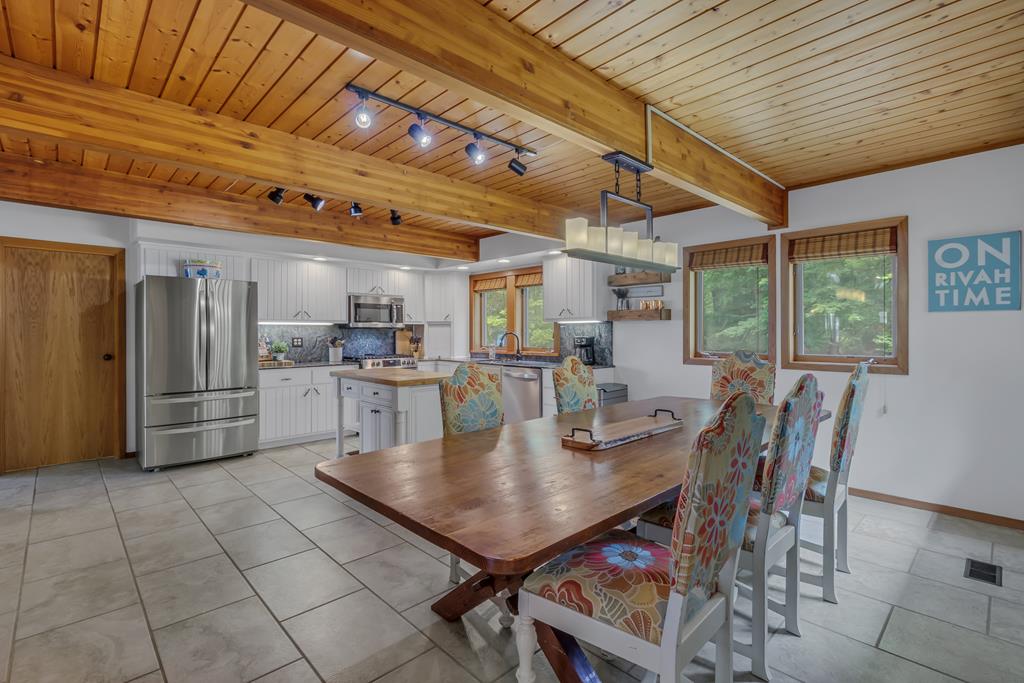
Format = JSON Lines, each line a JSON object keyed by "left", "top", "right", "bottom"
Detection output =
{"left": 390, "top": 209, "right": 402, "bottom": 226}
{"left": 465, "top": 136, "right": 486, "bottom": 165}
{"left": 354, "top": 95, "right": 373, "bottom": 129}
{"left": 267, "top": 187, "right": 285, "bottom": 205}
{"left": 349, "top": 202, "right": 363, "bottom": 217}
{"left": 303, "top": 193, "right": 325, "bottom": 212}
{"left": 507, "top": 155, "right": 527, "bottom": 176}
{"left": 344, "top": 84, "right": 536, "bottom": 166}
{"left": 407, "top": 117, "right": 431, "bottom": 148}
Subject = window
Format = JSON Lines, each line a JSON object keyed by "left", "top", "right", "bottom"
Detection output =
{"left": 684, "top": 236, "right": 776, "bottom": 365}
{"left": 470, "top": 267, "right": 558, "bottom": 354}
{"left": 782, "top": 217, "right": 908, "bottom": 374}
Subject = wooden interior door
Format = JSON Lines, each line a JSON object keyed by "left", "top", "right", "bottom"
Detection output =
{"left": 1, "top": 238, "right": 125, "bottom": 472}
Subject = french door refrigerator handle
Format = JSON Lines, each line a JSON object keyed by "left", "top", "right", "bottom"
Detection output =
{"left": 153, "top": 418, "right": 255, "bottom": 435}
{"left": 198, "top": 279, "right": 209, "bottom": 390}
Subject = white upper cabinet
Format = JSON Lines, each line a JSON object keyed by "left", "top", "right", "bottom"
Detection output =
{"left": 394, "top": 270, "right": 424, "bottom": 324}
{"left": 424, "top": 272, "right": 459, "bottom": 323}
{"left": 139, "top": 244, "right": 250, "bottom": 281}
{"left": 543, "top": 254, "right": 609, "bottom": 322}
{"left": 253, "top": 258, "right": 347, "bottom": 322}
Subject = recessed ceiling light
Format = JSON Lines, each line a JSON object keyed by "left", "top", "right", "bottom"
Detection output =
{"left": 497, "top": 258, "right": 511, "bottom": 264}
{"left": 456, "top": 266, "right": 469, "bottom": 270}
{"left": 548, "top": 250, "right": 561, "bottom": 255}
{"left": 312, "top": 257, "right": 327, "bottom": 261}
{"left": 400, "top": 266, "right": 411, "bottom": 270}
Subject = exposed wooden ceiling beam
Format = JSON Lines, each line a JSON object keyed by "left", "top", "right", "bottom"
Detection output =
{"left": 0, "top": 153, "right": 479, "bottom": 261}
{"left": 246, "top": 0, "right": 787, "bottom": 226}
{"left": 0, "top": 55, "right": 570, "bottom": 239}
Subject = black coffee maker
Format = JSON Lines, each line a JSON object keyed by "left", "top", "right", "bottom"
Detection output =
{"left": 573, "top": 336, "right": 596, "bottom": 365}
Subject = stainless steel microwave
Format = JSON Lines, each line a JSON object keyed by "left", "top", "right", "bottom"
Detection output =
{"left": 348, "top": 294, "right": 405, "bottom": 328}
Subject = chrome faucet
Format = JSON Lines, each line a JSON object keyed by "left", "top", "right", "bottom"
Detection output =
{"left": 497, "top": 332, "right": 523, "bottom": 360}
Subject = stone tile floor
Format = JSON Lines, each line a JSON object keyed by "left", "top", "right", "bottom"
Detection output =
{"left": 0, "top": 440, "right": 1022, "bottom": 682}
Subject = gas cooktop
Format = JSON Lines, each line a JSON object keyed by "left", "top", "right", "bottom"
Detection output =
{"left": 348, "top": 354, "right": 417, "bottom": 369}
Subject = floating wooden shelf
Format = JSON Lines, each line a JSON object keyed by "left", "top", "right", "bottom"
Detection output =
{"left": 607, "top": 271, "right": 674, "bottom": 287}
{"left": 607, "top": 309, "right": 672, "bottom": 321}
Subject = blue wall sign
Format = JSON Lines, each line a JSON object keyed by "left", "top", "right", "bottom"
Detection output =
{"left": 928, "top": 230, "right": 1021, "bottom": 311}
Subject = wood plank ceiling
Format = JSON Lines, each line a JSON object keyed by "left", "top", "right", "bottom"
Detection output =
{"left": 0, "top": 0, "right": 1021, "bottom": 251}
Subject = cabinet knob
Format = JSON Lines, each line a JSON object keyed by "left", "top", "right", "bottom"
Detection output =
{"left": 372, "top": 391, "right": 379, "bottom": 396}
{"left": 102, "top": 353, "right": 113, "bottom": 361}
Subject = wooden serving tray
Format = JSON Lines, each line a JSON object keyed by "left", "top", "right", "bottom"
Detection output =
{"left": 562, "top": 409, "right": 685, "bottom": 451}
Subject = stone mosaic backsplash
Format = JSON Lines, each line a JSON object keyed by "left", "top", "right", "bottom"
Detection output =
{"left": 259, "top": 324, "right": 394, "bottom": 363}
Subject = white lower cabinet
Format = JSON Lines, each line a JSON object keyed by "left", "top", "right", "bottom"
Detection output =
{"left": 259, "top": 368, "right": 340, "bottom": 447}
{"left": 358, "top": 402, "right": 395, "bottom": 453}
{"left": 337, "top": 379, "right": 443, "bottom": 455}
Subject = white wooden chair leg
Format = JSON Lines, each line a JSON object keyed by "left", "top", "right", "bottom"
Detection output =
{"left": 496, "top": 597, "right": 515, "bottom": 629}
{"left": 448, "top": 553, "right": 460, "bottom": 584}
{"left": 822, "top": 505, "right": 838, "bottom": 604}
{"left": 751, "top": 558, "right": 771, "bottom": 682}
{"left": 515, "top": 614, "right": 537, "bottom": 683}
{"left": 715, "top": 609, "right": 734, "bottom": 683}
{"left": 836, "top": 500, "right": 851, "bottom": 574}
{"left": 784, "top": 542, "right": 802, "bottom": 636}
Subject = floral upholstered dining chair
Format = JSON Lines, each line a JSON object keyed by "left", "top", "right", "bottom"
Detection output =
{"left": 552, "top": 355, "right": 599, "bottom": 414}
{"left": 515, "top": 392, "right": 766, "bottom": 683}
{"left": 735, "top": 373, "right": 823, "bottom": 681}
{"left": 800, "top": 362, "right": 870, "bottom": 603}
{"left": 438, "top": 362, "right": 511, "bottom": 625}
{"left": 438, "top": 362, "right": 503, "bottom": 435}
{"left": 710, "top": 351, "right": 776, "bottom": 404}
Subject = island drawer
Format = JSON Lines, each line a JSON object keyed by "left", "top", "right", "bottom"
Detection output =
{"left": 338, "top": 380, "right": 361, "bottom": 398}
{"left": 361, "top": 384, "right": 395, "bottom": 404}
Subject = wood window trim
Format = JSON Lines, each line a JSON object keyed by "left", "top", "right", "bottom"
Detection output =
{"left": 469, "top": 266, "right": 560, "bottom": 357}
{"left": 781, "top": 217, "right": 909, "bottom": 376}
{"left": 683, "top": 235, "right": 777, "bottom": 367}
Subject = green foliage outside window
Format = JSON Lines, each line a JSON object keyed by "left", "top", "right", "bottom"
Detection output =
{"left": 522, "top": 286, "right": 554, "bottom": 350}
{"left": 798, "top": 254, "right": 894, "bottom": 357}
{"left": 481, "top": 290, "right": 507, "bottom": 347}
{"left": 699, "top": 265, "right": 769, "bottom": 355}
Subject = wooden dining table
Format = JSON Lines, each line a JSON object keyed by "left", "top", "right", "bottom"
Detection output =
{"left": 315, "top": 396, "right": 828, "bottom": 682}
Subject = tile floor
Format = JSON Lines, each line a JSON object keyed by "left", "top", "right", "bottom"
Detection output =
{"left": 0, "top": 440, "right": 1022, "bottom": 682}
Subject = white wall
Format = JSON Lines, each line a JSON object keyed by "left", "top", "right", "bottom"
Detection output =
{"left": 614, "top": 144, "right": 1024, "bottom": 520}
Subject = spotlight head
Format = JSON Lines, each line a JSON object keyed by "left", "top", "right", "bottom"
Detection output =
{"left": 303, "top": 193, "right": 325, "bottom": 212}
{"left": 349, "top": 202, "right": 363, "bottom": 217}
{"left": 354, "top": 97, "right": 372, "bottom": 129}
{"left": 465, "top": 141, "right": 485, "bottom": 165}
{"left": 267, "top": 187, "right": 285, "bottom": 205}
{"left": 389, "top": 209, "right": 402, "bottom": 226}
{"left": 507, "top": 157, "right": 527, "bottom": 176}
{"left": 407, "top": 121, "right": 431, "bottom": 148}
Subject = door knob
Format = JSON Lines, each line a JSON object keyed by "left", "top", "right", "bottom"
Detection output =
{"left": 102, "top": 354, "right": 113, "bottom": 361}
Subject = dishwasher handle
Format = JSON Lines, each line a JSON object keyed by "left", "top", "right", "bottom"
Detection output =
{"left": 503, "top": 371, "right": 540, "bottom": 381}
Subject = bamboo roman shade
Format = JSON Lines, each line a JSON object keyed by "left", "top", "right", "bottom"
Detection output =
{"left": 689, "top": 242, "right": 769, "bottom": 270}
{"left": 514, "top": 272, "right": 542, "bottom": 287}
{"left": 788, "top": 226, "right": 898, "bottom": 262}
{"left": 473, "top": 277, "right": 507, "bottom": 292}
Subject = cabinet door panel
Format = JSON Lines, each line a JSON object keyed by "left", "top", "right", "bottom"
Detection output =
{"left": 359, "top": 402, "right": 378, "bottom": 453}
{"left": 543, "top": 255, "right": 567, "bottom": 321}
{"left": 377, "top": 406, "right": 395, "bottom": 450}
{"left": 310, "top": 384, "right": 337, "bottom": 434}
{"left": 259, "top": 385, "right": 311, "bottom": 441}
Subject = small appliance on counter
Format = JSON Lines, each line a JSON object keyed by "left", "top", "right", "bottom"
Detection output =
{"left": 597, "top": 382, "right": 628, "bottom": 406}
{"left": 573, "top": 336, "right": 596, "bottom": 365}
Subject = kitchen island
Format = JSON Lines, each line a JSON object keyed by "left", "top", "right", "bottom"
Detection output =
{"left": 330, "top": 368, "right": 449, "bottom": 458}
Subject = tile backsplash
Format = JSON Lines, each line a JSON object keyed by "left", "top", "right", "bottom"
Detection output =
{"left": 259, "top": 325, "right": 394, "bottom": 363}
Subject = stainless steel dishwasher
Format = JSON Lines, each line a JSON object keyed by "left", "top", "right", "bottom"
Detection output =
{"left": 500, "top": 366, "right": 542, "bottom": 423}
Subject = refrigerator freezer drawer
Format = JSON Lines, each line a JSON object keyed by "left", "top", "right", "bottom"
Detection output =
{"left": 144, "top": 389, "right": 258, "bottom": 427}
{"left": 141, "top": 416, "right": 258, "bottom": 470}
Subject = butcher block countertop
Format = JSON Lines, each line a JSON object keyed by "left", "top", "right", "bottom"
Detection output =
{"left": 329, "top": 368, "right": 450, "bottom": 387}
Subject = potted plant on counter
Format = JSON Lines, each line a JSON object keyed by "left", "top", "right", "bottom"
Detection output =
{"left": 270, "top": 341, "right": 288, "bottom": 361}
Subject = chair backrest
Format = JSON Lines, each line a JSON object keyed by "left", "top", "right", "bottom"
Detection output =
{"left": 669, "top": 391, "right": 766, "bottom": 619}
{"left": 552, "top": 356, "right": 599, "bottom": 414}
{"left": 831, "top": 362, "right": 870, "bottom": 475}
{"left": 761, "top": 374, "right": 824, "bottom": 515}
{"left": 710, "top": 351, "right": 776, "bottom": 404}
{"left": 439, "top": 363, "right": 503, "bottom": 435}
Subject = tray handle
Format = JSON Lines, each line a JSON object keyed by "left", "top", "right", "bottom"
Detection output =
{"left": 649, "top": 408, "right": 680, "bottom": 421}
{"left": 567, "top": 427, "right": 595, "bottom": 442}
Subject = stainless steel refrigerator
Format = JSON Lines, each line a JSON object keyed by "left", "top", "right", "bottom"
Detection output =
{"left": 136, "top": 276, "right": 258, "bottom": 470}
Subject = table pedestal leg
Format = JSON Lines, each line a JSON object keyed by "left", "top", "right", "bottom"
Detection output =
{"left": 430, "top": 570, "right": 525, "bottom": 622}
